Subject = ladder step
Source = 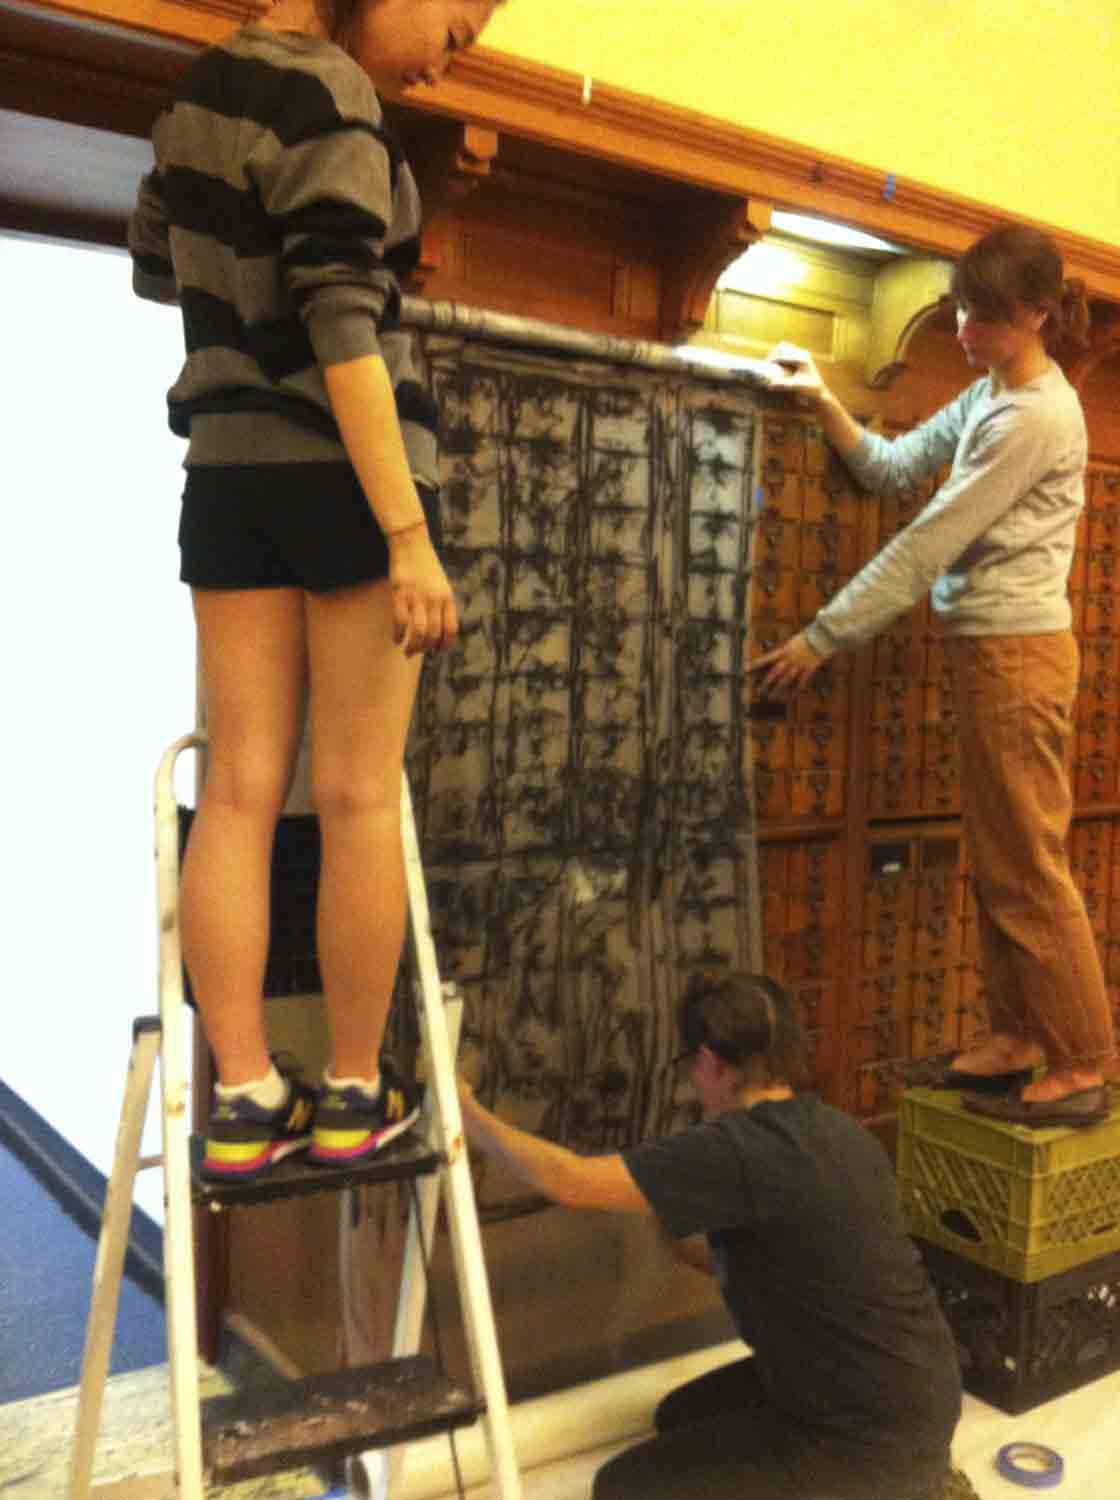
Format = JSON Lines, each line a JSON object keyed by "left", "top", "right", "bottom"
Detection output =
{"left": 190, "top": 1135, "right": 442, "bottom": 1208}
{"left": 201, "top": 1356, "right": 483, "bottom": 1483}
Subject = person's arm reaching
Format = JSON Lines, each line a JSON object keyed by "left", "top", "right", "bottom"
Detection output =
{"left": 765, "top": 342, "right": 864, "bottom": 458}
{"left": 764, "top": 341, "right": 964, "bottom": 489}
{"left": 323, "top": 354, "right": 458, "bottom": 657}
{"left": 458, "top": 1080, "right": 653, "bottom": 1214}
{"left": 750, "top": 353, "right": 1043, "bottom": 694}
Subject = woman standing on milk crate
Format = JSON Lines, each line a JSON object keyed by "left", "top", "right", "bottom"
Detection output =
{"left": 750, "top": 223, "right": 1117, "bottom": 1129}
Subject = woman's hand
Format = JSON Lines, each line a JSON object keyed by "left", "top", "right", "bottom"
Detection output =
{"left": 389, "top": 526, "right": 459, "bottom": 656}
{"left": 746, "top": 630, "right": 825, "bottom": 699}
{"left": 763, "top": 342, "right": 827, "bottom": 405}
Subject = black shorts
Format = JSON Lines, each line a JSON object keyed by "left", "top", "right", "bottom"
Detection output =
{"left": 179, "top": 463, "right": 443, "bottom": 593}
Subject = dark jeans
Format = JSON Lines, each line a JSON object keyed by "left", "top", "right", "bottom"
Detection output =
{"left": 592, "top": 1358, "right": 950, "bottom": 1500}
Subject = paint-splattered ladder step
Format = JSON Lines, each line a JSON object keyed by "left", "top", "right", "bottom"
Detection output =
{"left": 202, "top": 1355, "right": 482, "bottom": 1483}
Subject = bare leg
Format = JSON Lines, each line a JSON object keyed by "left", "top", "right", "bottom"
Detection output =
{"left": 950, "top": 1034, "right": 1045, "bottom": 1074}
{"left": 306, "top": 580, "right": 423, "bottom": 1080}
{"left": 181, "top": 588, "right": 307, "bottom": 1086}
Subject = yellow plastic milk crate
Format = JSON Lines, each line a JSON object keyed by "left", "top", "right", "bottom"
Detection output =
{"left": 897, "top": 1086, "right": 1120, "bottom": 1282}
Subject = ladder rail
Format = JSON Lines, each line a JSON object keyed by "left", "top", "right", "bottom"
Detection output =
{"left": 69, "top": 1023, "right": 162, "bottom": 1500}
{"left": 393, "top": 994, "right": 463, "bottom": 1358}
{"left": 396, "top": 774, "right": 523, "bottom": 1500}
{"left": 154, "top": 733, "right": 208, "bottom": 1500}
{"left": 351, "top": 995, "right": 464, "bottom": 1500}
{"left": 73, "top": 736, "right": 521, "bottom": 1500}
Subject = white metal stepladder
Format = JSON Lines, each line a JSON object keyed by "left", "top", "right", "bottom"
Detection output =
{"left": 69, "top": 732, "right": 523, "bottom": 1500}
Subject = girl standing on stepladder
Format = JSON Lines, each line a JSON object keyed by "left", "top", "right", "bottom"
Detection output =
{"left": 129, "top": 0, "right": 500, "bottom": 1178}
{"left": 750, "top": 223, "right": 1117, "bottom": 1128}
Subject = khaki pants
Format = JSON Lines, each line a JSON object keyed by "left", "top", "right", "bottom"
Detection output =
{"left": 947, "top": 632, "right": 1116, "bottom": 1073}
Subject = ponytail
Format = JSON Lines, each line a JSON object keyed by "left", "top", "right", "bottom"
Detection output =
{"left": 1053, "top": 276, "right": 1091, "bottom": 355}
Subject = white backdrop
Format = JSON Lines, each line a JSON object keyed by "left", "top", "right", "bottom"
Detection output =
{"left": 0, "top": 231, "right": 197, "bottom": 1223}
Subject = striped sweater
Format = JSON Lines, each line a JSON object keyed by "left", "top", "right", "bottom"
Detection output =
{"left": 128, "top": 23, "right": 438, "bottom": 483}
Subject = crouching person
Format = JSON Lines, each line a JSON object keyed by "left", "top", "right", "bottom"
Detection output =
{"left": 458, "top": 970, "right": 962, "bottom": 1500}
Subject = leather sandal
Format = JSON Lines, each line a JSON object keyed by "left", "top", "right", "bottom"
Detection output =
{"left": 961, "top": 1085, "right": 1111, "bottom": 1129}
{"left": 894, "top": 1049, "right": 1035, "bottom": 1094}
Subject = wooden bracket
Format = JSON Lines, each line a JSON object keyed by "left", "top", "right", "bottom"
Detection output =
{"left": 658, "top": 197, "right": 772, "bottom": 344}
{"left": 414, "top": 122, "right": 499, "bottom": 217}
{"left": 865, "top": 256, "right": 954, "bottom": 389}
{"left": 408, "top": 122, "right": 499, "bottom": 290}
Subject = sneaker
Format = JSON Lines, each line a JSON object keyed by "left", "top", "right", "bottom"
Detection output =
{"left": 310, "top": 1059, "right": 421, "bottom": 1165}
{"left": 201, "top": 1070, "right": 317, "bottom": 1180}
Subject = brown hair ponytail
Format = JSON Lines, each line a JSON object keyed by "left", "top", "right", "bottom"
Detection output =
{"left": 1056, "top": 276, "right": 1091, "bottom": 355}
{"left": 951, "top": 223, "right": 1092, "bottom": 356}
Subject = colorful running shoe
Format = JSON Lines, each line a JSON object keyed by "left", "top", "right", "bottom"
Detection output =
{"left": 201, "top": 1071, "right": 316, "bottom": 1180}
{"left": 309, "top": 1060, "right": 421, "bottom": 1165}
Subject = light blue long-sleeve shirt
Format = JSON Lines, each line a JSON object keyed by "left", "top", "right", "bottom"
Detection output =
{"left": 803, "top": 362, "right": 1086, "bottom": 658}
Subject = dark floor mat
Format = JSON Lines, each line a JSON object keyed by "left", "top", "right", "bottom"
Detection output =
{"left": 0, "top": 1141, "right": 166, "bottom": 1405}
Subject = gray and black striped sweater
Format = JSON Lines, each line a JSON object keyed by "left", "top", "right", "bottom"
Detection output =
{"left": 128, "top": 23, "right": 438, "bottom": 483}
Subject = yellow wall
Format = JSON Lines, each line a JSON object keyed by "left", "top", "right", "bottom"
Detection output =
{"left": 483, "top": 0, "right": 1120, "bottom": 250}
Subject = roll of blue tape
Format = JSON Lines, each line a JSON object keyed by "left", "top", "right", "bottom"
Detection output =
{"left": 995, "top": 1442, "right": 1064, "bottom": 1488}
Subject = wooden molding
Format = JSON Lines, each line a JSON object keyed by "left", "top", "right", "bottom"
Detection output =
{"left": 409, "top": 123, "right": 499, "bottom": 292}
{"left": 7, "top": 0, "right": 267, "bottom": 45}
{"left": 865, "top": 257, "right": 954, "bottom": 390}
{"left": 412, "top": 122, "right": 499, "bottom": 224}
{"left": 419, "top": 50, "right": 1120, "bottom": 307}
{"left": 658, "top": 197, "right": 771, "bottom": 344}
{"left": 3, "top": 2, "right": 1120, "bottom": 307}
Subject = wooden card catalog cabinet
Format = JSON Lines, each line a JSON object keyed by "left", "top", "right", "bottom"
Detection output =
{"left": 844, "top": 830, "right": 974, "bottom": 1117}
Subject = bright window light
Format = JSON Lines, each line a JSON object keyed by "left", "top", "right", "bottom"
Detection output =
{"left": 770, "top": 211, "right": 905, "bottom": 254}
{"left": 717, "top": 241, "right": 810, "bottom": 296}
{"left": 717, "top": 213, "right": 906, "bottom": 296}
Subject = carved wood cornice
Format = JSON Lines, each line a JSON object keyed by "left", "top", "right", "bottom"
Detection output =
{"left": 408, "top": 122, "right": 498, "bottom": 291}
{"left": 421, "top": 51, "right": 1120, "bottom": 307}
{"left": 413, "top": 122, "right": 498, "bottom": 220}
{"left": 658, "top": 198, "right": 771, "bottom": 344}
{"left": 864, "top": 257, "right": 954, "bottom": 391}
{"left": 6, "top": 0, "right": 266, "bottom": 45}
{"left": 3, "top": 2, "right": 1120, "bottom": 307}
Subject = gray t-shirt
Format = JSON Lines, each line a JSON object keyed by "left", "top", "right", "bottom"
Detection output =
{"left": 624, "top": 1095, "right": 961, "bottom": 1464}
{"left": 805, "top": 362, "right": 1086, "bottom": 657}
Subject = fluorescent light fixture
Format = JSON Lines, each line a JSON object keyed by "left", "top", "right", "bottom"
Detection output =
{"left": 769, "top": 211, "right": 905, "bottom": 254}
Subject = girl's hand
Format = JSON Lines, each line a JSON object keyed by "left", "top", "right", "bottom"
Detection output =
{"left": 389, "top": 527, "right": 459, "bottom": 656}
{"left": 763, "top": 342, "right": 826, "bottom": 405}
{"left": 746, "top": 631, "right": 824, "bottom": 699}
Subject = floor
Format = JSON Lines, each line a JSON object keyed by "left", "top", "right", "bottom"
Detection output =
{"left": 2, "top": 1352, "right": 1118, "bottom": 1499}
{"left": 2, "top": 1114, "right": 1117, "bottom": 1499}
{"left": 0, "top": 1140, "right": 166, "bottom": 1406}
{"left": 500, "top": 1376, "right": 1120, "bottom": 1500}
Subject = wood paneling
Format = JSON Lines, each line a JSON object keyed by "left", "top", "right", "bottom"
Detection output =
{"left": 4, "top": 0, "right": 1120, "bottom": 314}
